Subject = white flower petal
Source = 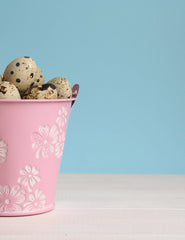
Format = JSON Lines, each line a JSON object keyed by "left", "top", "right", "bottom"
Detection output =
{"left": 20, "top": 169, "right": 27, "bottom": 175}
{"left": 29, "top": 193, "right": 35, "bottom": 202}
{"left": 31, "top": 133, "right": 43, "bottom": 145}
{"left": 30, "top": 178, "right": 36, "bottom": 187}
{"left": 15, "top": 190, "right": 26, "bottom": 204}
{"left": 33, "top": 175, "right": 41, "bottom": 183}
{"left": 8, "top": 204, "right": 22, "bottom": 212}
{"left": 39, "top": 125, "right": 50, "bottom": 137}
{"left": 24, "top": 204, "right": 33, "bottom": 212}
{"left": 17, "top": 176, "right": 24, "bottom": 184}
{"left": 32, "top": 166, "right": 39, "bottom": 175}
{"left": 22, "top": 177, "right": 29, "bottom": 187}
{"left": 0, "top": 139, "right": 7, "bottom": 165}
{"left": 36, "top": 147, "right": 42, "bottom": 159}
{"left": 25, "top": 165, "right": 32, "bottom": 173}
{"left": 10, "top": 185, "right": 20, "bottom": 197}
{"left": 0, "top": 149, "right": 7, "bottom": 157}
{"left": 42, "top": 147, "right": 49, "bottom": 158}
{"left": 49, "top": 124, "right": 57, "bottom": 138}
{"left": 39, "top": 193, "right": 46, "bottom": 201}
{"left": 38, "top": 200, "right": 46, "bottom": 208}
{"left": 0, "top": 140, "right": 7, "bottom": 148}
{"left": 0, "top": 204, "right": 4, "bottom": 212}
{"left": 0, "top": 186, "right": 3, "bottom": 197}
{"left": 35, "top": 189, "right": 40, "bottom": 199}
{"left": 50, "top": 144, "right": 54, "bottom": 153}
{"left": 56, "top": 116, "right": 62, "bottom": 127}
{"left": 0, "top": 156, "right": 6, "bottom": 163}
{"left": 4, "top": 185, "right": 10, "bottom": 195}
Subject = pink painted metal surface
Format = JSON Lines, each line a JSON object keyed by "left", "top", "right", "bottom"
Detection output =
{"left": 0, "top": 84, "right": 79, "bottom": 216}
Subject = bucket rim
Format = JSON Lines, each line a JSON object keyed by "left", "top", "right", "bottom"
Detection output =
{"left": 0, "top": 96, "right": 77, "bottom": 103}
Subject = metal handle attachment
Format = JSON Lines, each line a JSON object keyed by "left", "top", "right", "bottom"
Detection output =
{"left": 71, "top": 84, "right": 80, "bottom": 108}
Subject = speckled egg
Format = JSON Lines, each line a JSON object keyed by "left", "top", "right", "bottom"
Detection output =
{"left": 48, "top": 77, "right": 72, "bottom": 99}
{"left": 22, "top": 83, "right": 57, "bottom": 99}
{"left": 3, "top": 56, "right": 37, "bottom": 93}
{"left": 33, "top": 66, "right": 45, "bottom": 86}
{"left": 0, "top": 81, "right": 21, "bottom": 99}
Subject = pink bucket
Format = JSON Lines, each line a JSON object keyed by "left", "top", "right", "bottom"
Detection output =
{"left": 0, "top": 84, "right": 79, "bottom": 216}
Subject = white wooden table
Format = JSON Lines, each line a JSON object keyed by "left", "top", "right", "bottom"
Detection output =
{"left": 0, "top": 174, "right": 185, "bottom": 240}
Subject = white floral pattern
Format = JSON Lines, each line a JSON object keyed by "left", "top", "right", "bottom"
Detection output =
{"left": 0, "top": 138, "right": 8, "bottom": 165}
{"left": 24, "top": 189, "right": 46, "bottom": 212}
{"left": 0, "top": 185, "right": 25, "bottom": 212}
{"left": 0, "top": 105, "right": 72, "bottom": 214}
{"left": 32, "top": 124, "right": 59, "bottom": 159}
{"left": 18, "top": 165, "right": 41, "bottom": 192}
{"left": 56, "top": 106, "right": 69, "bottom": 131}
{"left": 55, "top": 132, "right": 66, "bottom": 159}
{"left": 31, "top": 106, "right": 69, "bottom": 159}
{"left": 0, "top": 167, "right": 47, "bottom": 213}
{"left": 54, "top": 107, "right": 68, "bottom": 158}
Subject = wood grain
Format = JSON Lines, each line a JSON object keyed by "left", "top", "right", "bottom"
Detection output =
{"left": 0, "top": 174, "right": 185, "bottom": 240}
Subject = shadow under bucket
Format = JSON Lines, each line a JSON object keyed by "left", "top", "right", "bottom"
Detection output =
{"left": 0, "top": 84, "right": 79, "bottom": 216}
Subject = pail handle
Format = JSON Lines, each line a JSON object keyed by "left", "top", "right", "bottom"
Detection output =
{"left": 71, "top": 84, "right": 80, "bottom": 108}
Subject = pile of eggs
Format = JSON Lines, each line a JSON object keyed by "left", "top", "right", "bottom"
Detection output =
{"left": 0, "top": 56, "right": 72, "bottom": 100}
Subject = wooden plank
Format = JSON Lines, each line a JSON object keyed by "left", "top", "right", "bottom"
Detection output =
{"left": 56, "top": 174, "right": 185, "bottom": 209}
{"left": 0, "top": 208, "right": 185, "bottom": 240}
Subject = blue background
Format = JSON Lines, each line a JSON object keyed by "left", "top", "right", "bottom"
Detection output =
{"left": 0, "top": 0, "right": 184, "bottom": 174}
